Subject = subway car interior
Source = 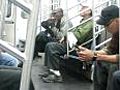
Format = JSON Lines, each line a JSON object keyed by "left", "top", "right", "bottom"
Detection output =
{"left": 0, "top": 0, "right": 119, "bottom": 90}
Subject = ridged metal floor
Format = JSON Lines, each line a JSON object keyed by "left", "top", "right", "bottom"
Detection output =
{"left": 31, "top": 57, "right": 93, "bottom": 90}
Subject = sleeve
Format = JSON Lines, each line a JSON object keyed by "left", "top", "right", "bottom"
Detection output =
{"left": 102, "top": 46, "right": 115, "bottom": 55}
{"left": 73, "top": 20, "right": 93, "bottom": 44}
{"left": 41, "top": 19, "right": 55, "bottom": 30}
{"left": 59, "top": 17, "right": 73, "bottom": 37}
{"left": 41, "top": 21, "right": 49, "bottom": 30}
{"left": 41, "top": 20, "right": 55, "bottom": 37}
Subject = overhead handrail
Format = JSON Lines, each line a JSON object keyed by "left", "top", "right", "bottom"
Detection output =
{"left": 95, "top": 0, "right": 110, "bottom": 9}
{"left": 68, "top": 17, "right": 92, "bottom": 32}
{"left": 66, "top": 0, "right": 86, "bottom": 11}
{"left": 8, "top": 0, "right": 32, "bottom": 14}
{"left": 65, "top": 7, "right": 92, "bottom": 25}
{"left": 0, "top": 39, "right": 25, "bottom": 61}
{"left": 95, "top": 38, "right": 111, "bottom": 49}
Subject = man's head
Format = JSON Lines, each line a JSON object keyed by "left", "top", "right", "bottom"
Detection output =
{"left": 97, "top": 5, "right": 119, "bottom": 34}
{"left": 80, "top": 5, "right": 92, "bottom": 18}
{"left": 53, "top": 8, "right": 64, "bottom": 20}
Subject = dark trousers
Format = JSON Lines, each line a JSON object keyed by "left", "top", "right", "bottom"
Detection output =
{"left": 44, "top": 42, "right": 85, "bottom": 72}
{"left": 111, "top": 71, "right": 120, "bottom": 90}
{"left": 44, "top": 42, "right": 67, "bottom": 70}
{"left": 93, "top": 61, "right": 118, "bottom": 90}
{"left": 33, "top": 31, "right": 56, "bottom": 59}
{"left": 0, "top": 66, "right": 34, "bottom": 90}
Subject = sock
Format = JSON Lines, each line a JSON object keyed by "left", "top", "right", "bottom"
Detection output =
{"left": 49, "top": 69, "right": 61, "bottom": 76}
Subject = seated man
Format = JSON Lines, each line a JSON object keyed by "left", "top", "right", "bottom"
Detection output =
{"left": 40, "top": 5, "right": 93, "bottom": 83}
{"left": 33, "top": 8, "right": 73, "bottom": 59}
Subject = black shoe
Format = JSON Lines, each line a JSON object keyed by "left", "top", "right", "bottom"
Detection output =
{"left": 42, "top": 74, "right": 63, "bottom": 83}
{"left": 38, "top": 71, "right": 50, "bottom": 77}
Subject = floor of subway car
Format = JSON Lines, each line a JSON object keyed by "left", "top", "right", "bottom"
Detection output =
{"left": 31, "top": 57, "right": 93, "bottom": 90}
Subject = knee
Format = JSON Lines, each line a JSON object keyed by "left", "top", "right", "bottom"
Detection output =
{"left": 45, "top": 42, "right": 56, "bottom": 50}
{"left": 113, "top": 71, "right": 120, "bottom": 81}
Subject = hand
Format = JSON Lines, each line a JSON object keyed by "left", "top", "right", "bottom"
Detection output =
{"left": 59, "top": 36, "right": 67, "bottom": 43}
{"left": 77, "top": 47, "right": 94, "bottom": 61}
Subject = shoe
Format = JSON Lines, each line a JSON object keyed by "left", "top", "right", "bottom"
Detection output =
{"left": 42, "top": 74, "right": 63, "bottom": 83}
{"left": 39, "top": 70, "right": 55, "bottom": 77}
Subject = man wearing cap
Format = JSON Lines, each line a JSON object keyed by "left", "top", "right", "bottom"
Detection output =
{"left": 78, "top": 5, "right": 119, "bottom": 90}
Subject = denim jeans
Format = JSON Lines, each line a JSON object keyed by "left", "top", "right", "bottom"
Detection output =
{"left": 0, "top": 52, "right": 19, "bottom": 67}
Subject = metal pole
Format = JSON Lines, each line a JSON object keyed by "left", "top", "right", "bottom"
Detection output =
{"left": 0, "top": 0, "right": 6, "bottom": 39}
{"left": 118, "top": 0, "right": 120, "bottom": 69}
{"left": 20, "top": 0, "right": 40, "bottom": 90}
{"left": 65, "top": 0, "right": 69, "bottom": 57}
{"left": 92, "top": 0, "right": 96, "bottom": 51}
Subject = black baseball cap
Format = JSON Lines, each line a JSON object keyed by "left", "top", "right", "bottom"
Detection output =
{"left": 96, "top": 5, "right": 119, "bottom": 25}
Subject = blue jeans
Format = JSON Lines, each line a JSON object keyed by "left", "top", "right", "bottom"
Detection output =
{"left": 0, "top": 52, "right": 19, "bottom": 67}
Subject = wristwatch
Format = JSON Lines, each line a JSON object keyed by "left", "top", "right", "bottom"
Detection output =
{"left": 92, "top": 51, "right": 97, "bottom": 61}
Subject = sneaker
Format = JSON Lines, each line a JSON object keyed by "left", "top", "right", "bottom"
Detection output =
{"left": 42, "top": 74, "right": 63, "bottom": 83}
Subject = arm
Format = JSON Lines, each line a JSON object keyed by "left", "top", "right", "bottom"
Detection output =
{"left": 96, "top": 54, "right": 119, "bottom": 63}
{"left": 73, "top": 20, "right": 93, "bottom": 44}
{"left": 77, "top": 47, "right": 119, "bottom": 63}
{"left": 41, "top": 19, "right": 55, "bottom": 37}
{"left": 41, "top": 19, "right": 55, "bottom": 30}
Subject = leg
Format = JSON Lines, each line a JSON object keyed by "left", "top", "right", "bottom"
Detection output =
{"left": 111, "top": 71, "right": 120, "bottom": 90}
{"left": 42, "top": 42, "right": 66, "bottom": 83}
{"left": 0, "top": 52, "right": 19, "bottom": 67}
{"left": 0, "top": 66, "right": 21, "bottom": 90}
{"left": 0, "top": 66, "right": 34, "bottom": 90}
{"left": 44, "top": 42, "right": 66, "bottom": 70}
{"left": 106, "top": 64, "right": 118, "bottom": 90}
{"left": 93, "top": 62, "right": 108, "bottom": 90}
{"left": 33, "top": 35, "right": 40, "bottom": 59}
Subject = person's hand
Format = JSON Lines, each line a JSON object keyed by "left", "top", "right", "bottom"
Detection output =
{"left": 77, "top": 46, "right": 94, "bottom": 61}
{"left": 59, "top": 36, "right": 67, "bottom": 43}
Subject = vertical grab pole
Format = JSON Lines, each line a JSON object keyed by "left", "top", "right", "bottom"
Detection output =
{"left": 92, "top": 0, "right": 96, "bottom": 52}
{"left": 0, "top": 0, "right": 6, "bottom": 39}
{"left": 91, "top": 0, "right": 96, "bottom": 81}
{"left": 65, "top": 0, "right": 69, "bottom": 57}
{"left": 19, "top": 0, "right": 40, "bottom": 90}
{"left": 118, "top": 0, "right": 120, "bottom": 69}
